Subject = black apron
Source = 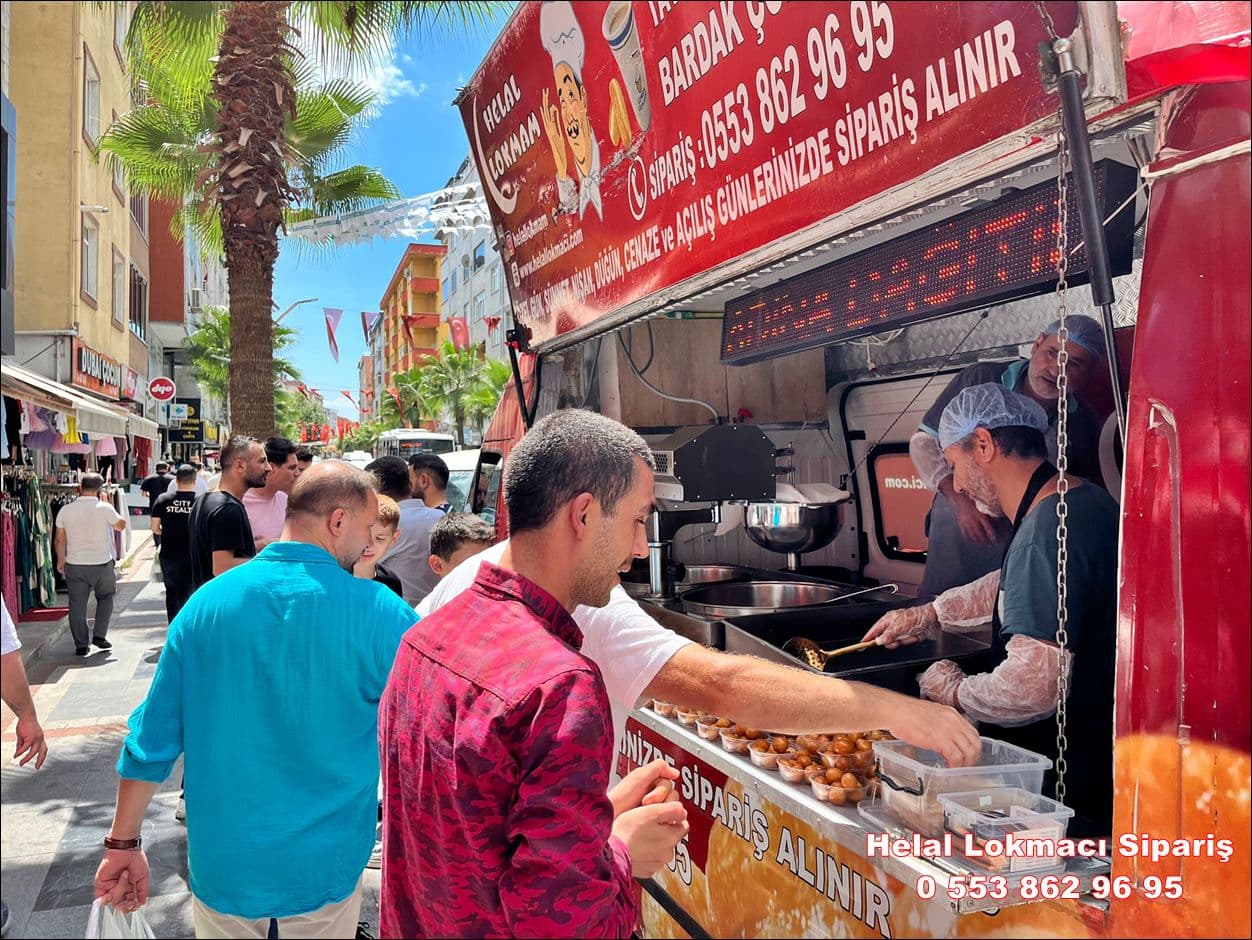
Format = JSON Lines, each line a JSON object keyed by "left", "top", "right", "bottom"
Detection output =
{"left": 978, "top": 463, "right": 1114, "bottom": 838}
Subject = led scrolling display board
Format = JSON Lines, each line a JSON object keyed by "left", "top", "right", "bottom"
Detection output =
{"left": 721, "top": 161, "right": 1137, "bottom": 365}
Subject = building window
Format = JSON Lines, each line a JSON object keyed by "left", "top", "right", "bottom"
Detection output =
{"left": 81, "top": 216, "right": 99, "bottom": 303}
{"left": 129, "top": 265, "right": 148, "bottom": 340}
{"left": 111, "top": 110, "right": 125, "bottom": 199}
{"left": 474, "top": 240, "right": 486, "bottom": 270}
{"left": 489, "top": 263, "right": 500, "bottom": 292}
{"left": 450, "top": 269, "right": 458, "bottom": 295}
{"left": 442, "top": 277, "right": 449, "bottom": 302}
{"left": 130, "top": 189, "right": 147, "bottom": 236}
{"left": 473, "top": 291, "right": 486, "bottom": 322}
{"left": 83, "top": 47, "right": 101, "bottom": 145}
{"left": 461, "top": 254, "right": 471, "bottom": 283}
{"left": 111, "top": 249, "right": 126, "bottom": 327}
{"left": 113, "top": 3, "right": 130, "bottom": 63}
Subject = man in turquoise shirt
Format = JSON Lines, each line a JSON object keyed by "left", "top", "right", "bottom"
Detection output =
{"left": 93, "top": 462, "right": 417, "bottom": 938}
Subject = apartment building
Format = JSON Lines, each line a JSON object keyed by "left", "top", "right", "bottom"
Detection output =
{"left": 378, "top": 242, "right": 446, "bottom": 386}
{"left": 438, "top": 156, "right": 511, "bottom": 362}
{"left": 7, "top": 2, "right": 153, "bottom": 419}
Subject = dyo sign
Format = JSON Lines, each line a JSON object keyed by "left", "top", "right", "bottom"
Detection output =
{"left": 148, "top": 377, "right": 177, "bottom": 402}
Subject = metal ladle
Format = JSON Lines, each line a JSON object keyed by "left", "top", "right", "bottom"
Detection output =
{"left": 782, "top": 582, "right": 900, "bottom": 670}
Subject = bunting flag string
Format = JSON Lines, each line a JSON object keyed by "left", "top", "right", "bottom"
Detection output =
{"left": 340, "top": 390, "right": 358, "bottom": 409}
{"left": 323, "top": 308, "right": 344, "bottom": 362}
{"left": 361, "top": 310, "right": 381, "bottom": 341}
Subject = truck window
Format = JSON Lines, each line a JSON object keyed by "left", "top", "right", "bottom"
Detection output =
{"left": 867, "top": 445, "right": 931, "bottom": 561}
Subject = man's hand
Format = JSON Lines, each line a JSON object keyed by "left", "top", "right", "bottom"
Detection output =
{"left": 919, "top": 660, "right": 966, "bottom": 708}
{"left": 56, "top": 559, "right": 65, "bottom": 575}
{"left": 862, "top": 604, "right": 938, "bottom": 648}
{"left": 608, "top": 758, "right": 679, "bottom": 818}
{"left": 611, "top": 801, "right": 689, "bottom": 878}
{"left": 94, "top": 849, "right": 150, "bottom": 913}
{"left": 884, "top": 696, "right": 981, "bottom": 768}
{"left": 14, "top": 714, "right": 47, "bottom": 768}
{"left": 951, "top": 491, "right": 1000, "bottom": 544}
{"left": 540, "top": 88, "right": 568, "bottom": 180}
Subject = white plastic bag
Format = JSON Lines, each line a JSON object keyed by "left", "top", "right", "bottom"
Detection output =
{"left": 86, "top": 899, "right": 155, "bottom": 940}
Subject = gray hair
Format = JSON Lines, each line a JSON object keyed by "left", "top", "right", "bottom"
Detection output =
{"left": 287, "top": 460, "right": 375, "bottom": 521}
{"left": 504, "top": 410, "right": 654, "bottom": 534}
{"left": 80, "top": 472, "right": 105, "bottom": 493}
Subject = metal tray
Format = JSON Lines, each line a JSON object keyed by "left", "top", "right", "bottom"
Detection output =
{"left": 724, "top": 604, "right": 993, "bottom": 690}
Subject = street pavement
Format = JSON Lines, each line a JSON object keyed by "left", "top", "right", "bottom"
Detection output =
{"left": 1, "top": 533, "right": 382, "bottom": 939}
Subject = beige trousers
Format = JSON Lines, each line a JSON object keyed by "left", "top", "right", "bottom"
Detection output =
{"left": 191, "top": 879, "right": 363, "bottom": 939}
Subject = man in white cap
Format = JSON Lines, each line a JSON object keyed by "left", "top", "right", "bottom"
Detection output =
{"left": 538, "top": 0, "right": 603, "bottom": 220}
{"left": 864, "top": 383, "right": 1117, "bottom": 837}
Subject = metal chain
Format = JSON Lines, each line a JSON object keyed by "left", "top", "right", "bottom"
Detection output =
{"left": 1050, "top": 70, "right": 1073, "bottom": 807}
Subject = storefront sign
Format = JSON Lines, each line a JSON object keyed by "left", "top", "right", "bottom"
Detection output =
{"left": 72, "top": 338, "right": 123, "bottom": 398}
{"left": 459, "top": 1, "right": 1081, "bottom": 346}
{"left": 123, "top": 368, "right": 145, "bottom": 401}
{"left": 148, "top": 376, "right": 177, "bottom": 402}
{"left": 168, "top": 396, "right": 204, "bottom": 443}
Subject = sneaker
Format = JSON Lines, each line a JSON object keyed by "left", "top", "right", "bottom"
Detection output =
{"left": 354, "top": 922, "right": 375, "bottom": 940}
{"left": 75, "top": 646, "right": 90, "bottom": 656}
{"left": 1, "top": 899, "right": 11, "bottom": 938}
{"left": 366, "top": 838, "right": 383, "bottom": 869}
{"left": 92, "top": 637, "right": 113, "bottom": 650}
{"left": 175, "top": 798, "right": 186, "bottom": 822}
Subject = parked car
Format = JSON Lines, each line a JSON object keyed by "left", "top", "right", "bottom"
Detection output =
{"left": 442, "top": 449, "right": 480, "bottom": 513}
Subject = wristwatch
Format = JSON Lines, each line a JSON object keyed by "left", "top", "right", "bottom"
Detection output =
{"left": 103, "top": 835, "right": 142, "bottom": 850}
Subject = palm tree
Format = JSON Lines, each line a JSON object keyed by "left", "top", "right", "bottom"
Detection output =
{"left": 419, "top": 340, "right": 491, "bottom": 447}
{"left": 465, "top": 357, "right": 512, "bottom": 442}
{"left": 381, "top": 363, "right": 437, "bottom": 429}
{"left": 182, "top": 306, "right": 300, "bottom": 414}
{"left": 108, "top": 0, "right": 502, "bottom": 438}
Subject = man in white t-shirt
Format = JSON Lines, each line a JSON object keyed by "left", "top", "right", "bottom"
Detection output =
{"left": 54, "top": 473, "right": 129, "bottom": 656}
{"left": 419, "top": 544, "right": 981, "bottom": 768}
{"left": 168, "top": 461, "right": 212, "bottom": 496}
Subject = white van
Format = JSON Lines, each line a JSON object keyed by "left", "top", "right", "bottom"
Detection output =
{"left": 441, "top": 449, "right": 480, "bottom": 513}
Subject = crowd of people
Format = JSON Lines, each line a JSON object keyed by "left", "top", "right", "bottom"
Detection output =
{"left": 68, "top": 324, "right": 1113, "bottom": 939}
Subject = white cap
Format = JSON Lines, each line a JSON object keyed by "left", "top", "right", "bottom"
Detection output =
{"left": 938, "top": 383, "right": 1049, "bottom": 450}
{"left": 540, "top": 1, "right": 585, "bottom": 77}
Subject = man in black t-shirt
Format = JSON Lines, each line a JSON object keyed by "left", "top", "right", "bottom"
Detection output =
{"left": 151, "top": 465, "right": 199, "bottom": 623}
{"left": 140, "top": 462, "right": 173, "bottom": 546}
{"left": 188, "top": 435, "right": 270, "bottom": 591}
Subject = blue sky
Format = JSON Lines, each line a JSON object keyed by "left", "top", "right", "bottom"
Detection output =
{"left": 274, "top": 11, "right": 511, "bottom": 419}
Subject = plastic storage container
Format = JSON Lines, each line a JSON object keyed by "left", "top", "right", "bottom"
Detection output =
{"left": 939, "top": 788, "right": 1074, "bottom": 873}
{"left": 872, "top": 738, "right": 1050, "bottom": 836}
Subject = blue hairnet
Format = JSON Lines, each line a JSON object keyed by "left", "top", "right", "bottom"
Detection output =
{"left": 1042, "top": 315, "right": 1106, "bottom": 360}
{"left": 938, "top": 384, "right": 1049, "bottom": 450}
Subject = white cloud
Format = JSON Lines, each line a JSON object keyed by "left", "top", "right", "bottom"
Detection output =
{"left": 364, "top": 62, "right": 426, "bottom": 105}
{"left": 400, "top": 53, "right": 415, "bottom": 65}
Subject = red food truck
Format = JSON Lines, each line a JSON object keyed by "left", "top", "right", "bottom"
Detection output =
{"left": 457, "top": 2, "right": 1250, "bottom": 936}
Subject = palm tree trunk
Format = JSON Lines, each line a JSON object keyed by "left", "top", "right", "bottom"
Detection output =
{"left": 216, "top": 1, "right": 295, "bottom": 438}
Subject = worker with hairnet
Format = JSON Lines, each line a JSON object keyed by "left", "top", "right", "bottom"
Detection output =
{"left": 911, "top": 316, "right": 1108, "bottom": 596}
{"left": 864, "top": 383, "right": 1117, "bottom": 837}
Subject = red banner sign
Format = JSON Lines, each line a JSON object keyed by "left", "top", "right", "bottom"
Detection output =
{"left": 71, "top": 338, "right": 123, "bottom": 398}
{"left": 459, "top": 1, "right": 1079, "bottom": 347}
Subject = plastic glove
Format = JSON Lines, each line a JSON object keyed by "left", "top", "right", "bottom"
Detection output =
{"left": 862, "top": 603, "right": 938, "bottom": 648}
{"left": 919, "top": 659, "right": 965, "bottom": 707}
{"left": 956, "top": 635, "right": 1073, "bottom": 727}
{"left": 933, "top": 570, "right": 1000, "bottom": 632}
{"left": 910, "top": 430, "right": 952, "bottom": 492}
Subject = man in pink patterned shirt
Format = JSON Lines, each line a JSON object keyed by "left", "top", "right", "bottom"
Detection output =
{"left": 380, "top": 410, "right": 687, "bottom": 938}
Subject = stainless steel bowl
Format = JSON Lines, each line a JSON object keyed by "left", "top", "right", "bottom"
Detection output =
{"left": 681, "top": 581, "right": 847, "bottom": 620}
{"left": 676, "top": 564, "right": 752, "bottom": 591}
{"left": 743, "top": 502, "right": 843, "bottom": 556}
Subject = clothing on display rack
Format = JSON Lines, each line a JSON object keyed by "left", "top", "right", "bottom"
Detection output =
{"left": 0, "top": 468, "right": 59, "bottom": 613}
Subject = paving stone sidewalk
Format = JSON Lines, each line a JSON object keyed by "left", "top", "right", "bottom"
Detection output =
{"left": 1, "top": 536, "right": 382, "bottom": 938}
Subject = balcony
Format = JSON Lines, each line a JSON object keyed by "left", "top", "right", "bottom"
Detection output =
{"left": 404, "top": 313, "right": 440, "bottom": 331}
{"left": 409, "top": 277, "right": 441, "bottom": 295}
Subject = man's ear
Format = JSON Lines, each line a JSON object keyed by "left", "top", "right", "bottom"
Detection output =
{"left": 971, "top": 427, "right": 997, "bottom": 462}
{"left": 568, "top": 492, "right": 596, "bottom": 539}
{"left": 429, "top": 554, "right": 446, "bottom": 576}
{"left": 328, "top": 507, "right": 348, "bottom": 536}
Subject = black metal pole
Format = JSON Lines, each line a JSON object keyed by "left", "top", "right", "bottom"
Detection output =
{"left": 1053, "top": 37, "right": 1128, "bottom": 438}
{"left": 504, "top": 331, "right": 534, "bottom": 431}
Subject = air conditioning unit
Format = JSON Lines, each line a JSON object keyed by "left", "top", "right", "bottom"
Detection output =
{"left": 189, "top": 288, "right": 204, "bottom": 311}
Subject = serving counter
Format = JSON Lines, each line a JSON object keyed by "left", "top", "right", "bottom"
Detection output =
{"left": 621, "top": 707, "right": 1112, "bottom": 939}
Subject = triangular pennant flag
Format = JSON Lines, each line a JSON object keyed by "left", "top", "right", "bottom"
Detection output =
{"left": 341, "top": 390, "right": 357, "bottom": 409}
{"left": 361, "top": 311, "right": 381, "bottom": 341}
{"left": 324, "top": 308, "right": 344, "bottom": 362}
{"left": 401, "top": 314, "right": 418, "bottom": 350}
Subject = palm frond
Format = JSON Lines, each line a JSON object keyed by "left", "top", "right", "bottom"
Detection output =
{"left": 98, "top": 105, "right": 208, "bottom": 201}
{"left": 305, "top": 165, "right": 400, "bottom": 215}
{"left": 129, "top": 2, "right": 225, "bottom": 102}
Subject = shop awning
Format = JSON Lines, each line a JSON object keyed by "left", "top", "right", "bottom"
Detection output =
{"left": 1, "top": 359, "right": 78, "bottom": 414}
{"left": 0, "top": 361, "right": 132, "bottom": 437}
{"left": 128, "top": 414, "right": 159, "bottom": 441}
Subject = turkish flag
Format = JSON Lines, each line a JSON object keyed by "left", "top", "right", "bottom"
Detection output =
{"left": 361, "top": 310, "right": 381, "bottom": 341}
{"left": 447, "top": 316, "right": 470, "bottom": 350}
{"left": 320, "top": 424, "right": 332, "bottom": 444}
